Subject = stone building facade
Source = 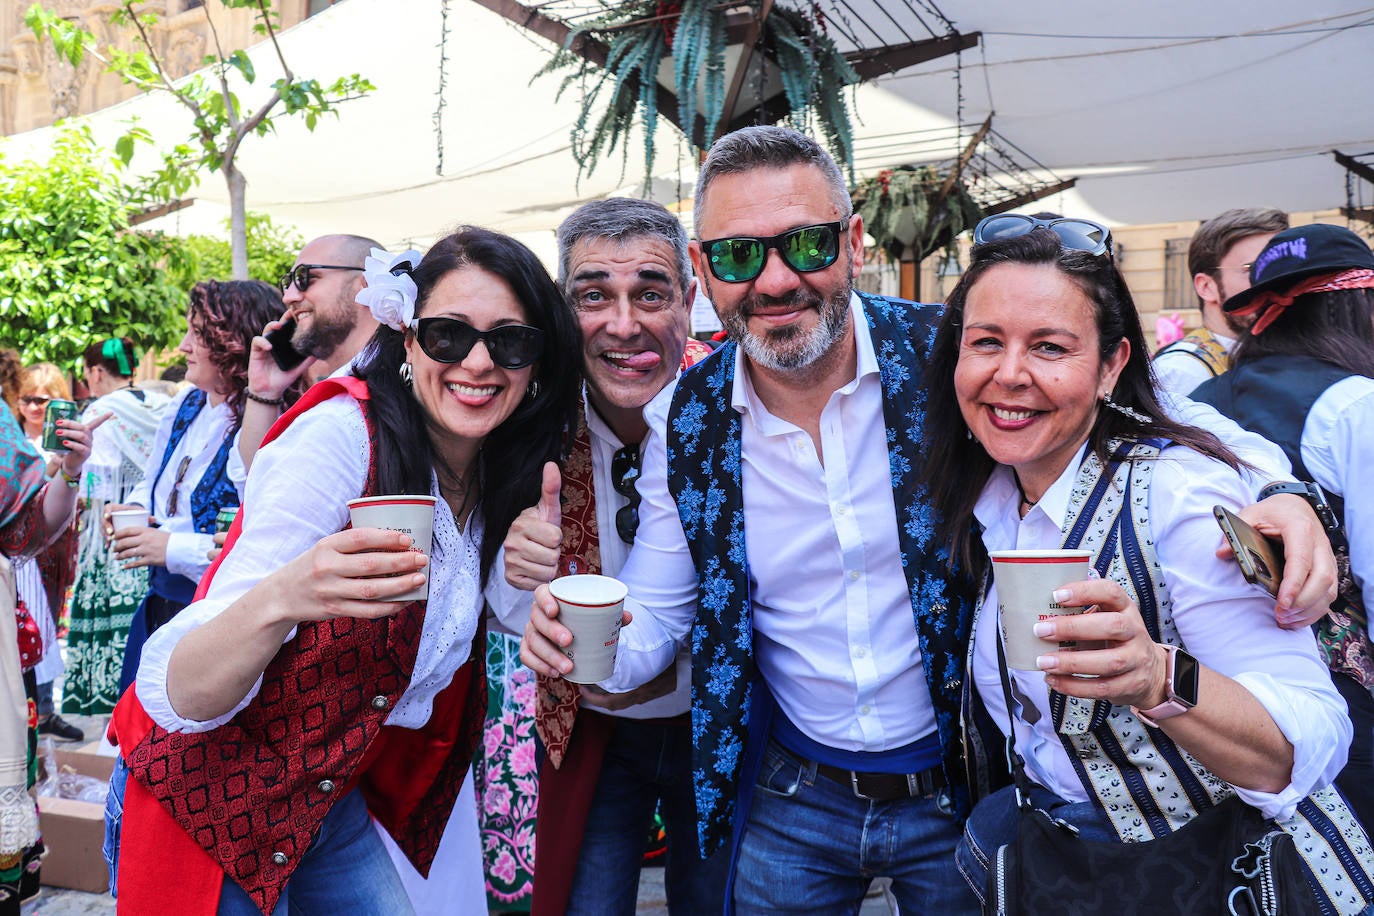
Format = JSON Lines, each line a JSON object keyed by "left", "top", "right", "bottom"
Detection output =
{"left": 0, "top": 0, "right": 335, "bottom": 136}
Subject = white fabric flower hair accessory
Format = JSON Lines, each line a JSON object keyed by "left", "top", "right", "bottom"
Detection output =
{"left": 355, "top": 247, "right": 423, "bottom": 331}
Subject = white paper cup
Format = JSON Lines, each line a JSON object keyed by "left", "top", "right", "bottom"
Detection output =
{"left": 990, "top": 549, "right": 1093, "bottom": 671}
{"left": 549, "top": 574, "right": 627, "bottom": 684}
{"left": 346, "top": 495, "right": 437, "bottom": 601}
{"left": 110, "top": 509, "right": 148, "bottom": 532}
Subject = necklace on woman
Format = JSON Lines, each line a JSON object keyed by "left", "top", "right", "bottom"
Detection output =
{"left": 1013, "top": 474, "right": 1036, "bottom": 519}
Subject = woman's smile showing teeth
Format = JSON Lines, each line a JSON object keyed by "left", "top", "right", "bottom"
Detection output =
{"left": 991, "top": 406, "right": 1039, "bottom": 423}
{"left": 447, "top": 381, "right": 501, "bottom": 406}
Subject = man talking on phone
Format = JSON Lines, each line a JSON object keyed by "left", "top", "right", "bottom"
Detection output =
{"left": 236, "top": 234, "right": 383, "bottom": 473}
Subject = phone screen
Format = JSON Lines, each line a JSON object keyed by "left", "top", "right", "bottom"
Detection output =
{"left": 265, "top": 318, "right": 308, "bottom": 371}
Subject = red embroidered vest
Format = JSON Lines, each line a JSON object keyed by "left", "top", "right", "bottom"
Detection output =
{"left": 115, "top": 377, "right": 486, "bottom": 915}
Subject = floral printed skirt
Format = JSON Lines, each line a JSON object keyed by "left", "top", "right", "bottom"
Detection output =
{"left": 63, "top": 540, "right": 145, "bottom": 716}
{"left": 474, "top": 633, "right": 538, "bottom": 910}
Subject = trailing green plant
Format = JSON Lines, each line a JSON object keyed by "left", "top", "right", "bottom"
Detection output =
{"left": 535, "top": 1, "right": 858, "bottom": 183}
{"left": 0, "top": 126, "right": 190, "bottom": 369}
{"left": 851, "top": 165, "right": 983, "bottom": 264}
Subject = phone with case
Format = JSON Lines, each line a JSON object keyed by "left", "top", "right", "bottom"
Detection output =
{"left": 265, "top": 317, "right": 308, "bottom": 371}
{"left": 1214, "top": 505, "right": 1284, "bottom": 597}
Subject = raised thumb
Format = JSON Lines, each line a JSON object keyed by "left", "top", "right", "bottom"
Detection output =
{"left": 538, "top": 460, "right": 562, "bottom": 526}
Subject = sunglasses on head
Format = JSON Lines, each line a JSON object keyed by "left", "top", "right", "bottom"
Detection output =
{"left": 972, "top": 214, "right": 1114, "bottom": 258}
{"left": 278, "top": 263, "right": 364, "bottom": 294}
{"left": 414, "top": 317, "right": 544, "bottom": 370}
{"left": 700, "top": 218, "right": 849, "bottom": 283}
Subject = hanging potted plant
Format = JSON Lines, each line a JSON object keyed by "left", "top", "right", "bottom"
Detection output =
{"left": 850, "top": 165, "right": 983, "bottom": 264}
{"left": 534, "top": 1, "right": 859, "bottom": 181}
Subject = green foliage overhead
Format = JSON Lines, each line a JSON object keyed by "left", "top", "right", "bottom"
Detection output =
{"left": 0, "top": 127, "right": 190, "bottom": 369}
{"left": 536, "top": 1, "right": 858, "bottom": 184}
{"left": 851, "top": 166, "right": 984, "bottom": 264}
{"left": 172, "top": 212, "right": 303, "bottom": 288}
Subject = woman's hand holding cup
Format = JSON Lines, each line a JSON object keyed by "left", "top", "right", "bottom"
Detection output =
{"left": 1028, "top": 577, "right": 1170, "bottom": 710}
{"left": 266, "top": 527, "right": 429, "bottom": 625}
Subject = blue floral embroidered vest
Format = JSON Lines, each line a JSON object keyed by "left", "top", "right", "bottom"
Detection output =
{"left": 148, "top": 389, "right": 240, "bottom": 534}
{"left": 666, "top": 292, "right": 979, "bottom": 856}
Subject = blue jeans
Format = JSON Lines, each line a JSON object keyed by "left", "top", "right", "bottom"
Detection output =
{"left": 955, "top": 783, "right": 1117, "bottom": 907}
{"left": 216, "top": 787, "right": 413, "bottom": 915}
{"left": 104, "top": 757, "right": 412, "bottom": 915}
{"left": 733, "top": 740, "right": 978, "bottom": 915}
{"left": 567, "top": 715, "right": 729, "bottom": 915}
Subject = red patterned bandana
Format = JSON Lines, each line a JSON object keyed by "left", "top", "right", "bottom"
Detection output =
{"left": 1234, "top": 268, "right": 1374, "bottom": 335}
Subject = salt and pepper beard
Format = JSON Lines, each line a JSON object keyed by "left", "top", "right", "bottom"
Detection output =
{"left": 713, "top": 250, "right": 854, "bottom": 374}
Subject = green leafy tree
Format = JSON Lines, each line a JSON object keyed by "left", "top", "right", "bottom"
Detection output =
{"left": 27, "top": 1, "right": 372, "bottom": 279}
{"left": 173, "top": 212, "right": 304, "bottom": 288}
{"left": 0, "top": 126, "right": 189, "bottom": 368}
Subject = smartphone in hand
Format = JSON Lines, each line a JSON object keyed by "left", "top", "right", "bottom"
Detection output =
{"left": 1214, "top": 505, "right": 1285, "bottom": 597}
{"left": 265, "top": 317, "right": 308, "bottom": 371}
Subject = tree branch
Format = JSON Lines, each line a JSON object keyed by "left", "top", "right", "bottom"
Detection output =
{"left": 255, "top": 0, "right": 295, "bottom": 84}
{"left": 121, "top": 1, "right": 207, "bottom": 123}
{"left": 223, "top": 86, "right": 283, "bottom": 164}
{"left": 200, "top": 0, "right": 240, "bottom": 131}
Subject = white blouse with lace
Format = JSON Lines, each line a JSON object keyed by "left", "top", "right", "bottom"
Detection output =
{"left": 136, "top": 393, "right": 485, "bottom": 733}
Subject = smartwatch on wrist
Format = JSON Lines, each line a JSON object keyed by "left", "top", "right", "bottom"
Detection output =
{"left": 1258, "top": 480, "right": 1345, "bottom": 548}
{"left": 1131, "top": 644, "right": 1199, "bottom": 727}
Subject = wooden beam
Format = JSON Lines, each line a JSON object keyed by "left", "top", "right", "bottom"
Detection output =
{"left": 1334, "top": 150, "right": 1374, "bottom": 186}
{"left": 717, "top": 0, "right": 773, "bottom": 136}
{"left": 128, "top": 197, "right": 194, "bottom": 226}
{"left": 936, "top": 113, "right": 992, "bottom": 202}
{"left": 847, "top": 32, "right": 981, "bottom": 80}
{"left": 1341, "top": 206, "right": 1374, "bottom": 225}
{"left": 981, "top": 178, "right": 1078, "bottom": 216}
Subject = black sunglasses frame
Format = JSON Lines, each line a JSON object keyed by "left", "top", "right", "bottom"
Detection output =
{"left": 699, "top": 218, "right": 850, "bottom": 283}
{"left": 972, "top": 214, "right": 1114, "bottom": 258}
{"left": 278, "top": 264, "right": 364, "bottom": 295}
{"left": 611, "top": 445, "right": 641, "bottom": 544}
{"left": 165, "top": 454, "right": 193, "bottom": 520}
{"left": 414, "top": 318, "right": 545, "bottom": 370}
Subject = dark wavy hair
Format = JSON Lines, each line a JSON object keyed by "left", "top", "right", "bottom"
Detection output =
{"left": 922, "top": 228, "right": 1242, "bottom": 568}
{"left": 187, "top": 280, "right": 287, "bottom": 420}
{"left": 355, "top": 227, "right": 581, "bottom": 584}
{"left": 83, "top": 337, "right": 138, "bottom": 378}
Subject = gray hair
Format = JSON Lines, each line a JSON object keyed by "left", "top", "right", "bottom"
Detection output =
{"left": 693, "top": 126, "right": 852, "bottom": 230}
{"left": 556, "top": 198, "right": 692, "bottom": 297}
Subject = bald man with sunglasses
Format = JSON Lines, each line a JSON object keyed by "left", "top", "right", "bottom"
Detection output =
{"left": 522, "top": 126, "right": 1340, "bottom": 914}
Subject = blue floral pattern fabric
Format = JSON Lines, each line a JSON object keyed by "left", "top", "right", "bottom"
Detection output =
{"left": 666, "top": 293, "right": 979, "bottom": 857}
{"left": 148, "top": 389, "right": 240, "bottom": 534}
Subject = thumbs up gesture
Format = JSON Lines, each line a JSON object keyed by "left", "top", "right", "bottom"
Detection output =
{"left": 503, "top": 461, "right": 564, "bottom": 591}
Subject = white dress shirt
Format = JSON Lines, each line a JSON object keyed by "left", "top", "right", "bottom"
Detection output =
{"left": 603, "top": 295, "right": 937, "bottom": 751}
{"left": 488, "top": 388, "right": 691, "bottom": 720}
{"left": 137, "top": 393, "right": 484, "bottom": 733}
{"left": 971, "top": 442, "right": 1349, "bottom": 822}
{"left": 1152, "top": 330, "right": 1237, "bottom": 402}
{"left": 127, "top": 387, "right": 242, "bottom": 582}
{"left": 1298, "top": 375, "right": 1374, "bottom": 611}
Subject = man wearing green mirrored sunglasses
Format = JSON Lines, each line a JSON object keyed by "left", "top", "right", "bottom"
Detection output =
{"left": 522, "top": 124, "right": 984, "bottom": 915}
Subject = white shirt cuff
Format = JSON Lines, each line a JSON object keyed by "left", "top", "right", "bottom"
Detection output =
{"left": 135, "top": 597, "right": 265, "bottom": 733}
{"left": 164, "top": 531, "right": 214, "bottom": 581}
{"left": 1228, "top": 671, "right": 1351, "bottom": 821}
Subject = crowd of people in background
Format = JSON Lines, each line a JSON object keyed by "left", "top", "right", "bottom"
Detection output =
{"left": 0, "top": 123, "right": 1372, "bottom": 915}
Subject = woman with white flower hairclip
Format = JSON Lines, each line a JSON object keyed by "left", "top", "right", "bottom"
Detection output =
{"left": 108, "top": 228, "right": 582, "bottom": 915}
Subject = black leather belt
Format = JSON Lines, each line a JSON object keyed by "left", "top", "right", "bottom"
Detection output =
{"left": 815, "top": 761, "right": 946, "bottom": 801}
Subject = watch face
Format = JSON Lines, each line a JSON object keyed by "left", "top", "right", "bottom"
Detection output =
{"left": 1173, "top": 649, "right": 1201, "bottom": 708}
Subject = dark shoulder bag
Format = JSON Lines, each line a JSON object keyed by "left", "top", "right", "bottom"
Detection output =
{"left": 984, "top": 639, "right": 1312, "bottom": 916}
